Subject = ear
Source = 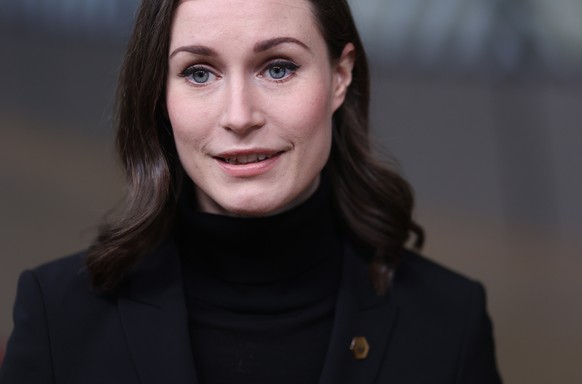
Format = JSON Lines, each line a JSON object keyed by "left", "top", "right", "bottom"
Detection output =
{"left": 331, "top": 43, "right": 355, "bottom": 113}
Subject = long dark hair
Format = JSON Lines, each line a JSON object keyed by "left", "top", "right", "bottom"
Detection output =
{"left": 87, "top": 0, "right": 424, "bottom": 293}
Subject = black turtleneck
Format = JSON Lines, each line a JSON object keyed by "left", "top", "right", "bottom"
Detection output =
{"left": 177, "top": 178, "right": 343, "bottom": 384}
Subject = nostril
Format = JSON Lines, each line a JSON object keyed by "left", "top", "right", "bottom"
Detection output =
{"left": 220, "top": 83, "right": 266, "bottom": 133}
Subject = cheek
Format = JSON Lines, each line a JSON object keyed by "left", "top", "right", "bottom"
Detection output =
{"left": 166, "top": 90, "right": 189, "bottom": 135}
{"left": 283, "top": 89, "right": 334, "bottom": 176}
{"left": 166, "top": 92, "right": 213, "bottom": 151}
{"left": 285, "top": 85, "right": 333, "bottom": 142}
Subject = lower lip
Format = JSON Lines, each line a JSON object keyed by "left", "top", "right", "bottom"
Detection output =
{"left": 215, "top": 153, "right": 282, "bottom": 178}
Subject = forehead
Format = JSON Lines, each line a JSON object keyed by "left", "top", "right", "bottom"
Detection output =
{"left": 170, "top": 0, "right": 321, "bottom": 48}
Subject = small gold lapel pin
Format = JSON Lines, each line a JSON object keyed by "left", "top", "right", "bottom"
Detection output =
{"left": 350, "top": 336, "right": 370, "bottom": 360}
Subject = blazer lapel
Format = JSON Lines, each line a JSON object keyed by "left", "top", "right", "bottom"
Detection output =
{"left": 115, "top": 236, "right": 399, "bottom": 384}
{"left": 319, "top": 241, "right": 400, "bottom": 384}
{"left": 117, "top": 239, "right": 198, "bottom": 384}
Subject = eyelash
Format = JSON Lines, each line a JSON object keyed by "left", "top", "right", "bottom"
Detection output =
{"left": 261, "top": 60, "right": 300, "bottom": 82}
{"left": 178, "top": 65, "right": 217, "bottom": 86}
{"left": 178, "top": 60, "right": 301, "bottom": 86}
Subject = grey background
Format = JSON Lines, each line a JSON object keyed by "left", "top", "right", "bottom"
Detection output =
{"left": 1, "top": 0, "right": 581, "bottom": 382}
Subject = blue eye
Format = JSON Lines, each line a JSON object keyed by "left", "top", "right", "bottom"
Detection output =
{"left": 191, "top": 69, "right": 210, "bottom": 83}
{"left": 264, "top": 61, "right": 299, "bottom": 81}
{"left": 181, "top": 65, "right": 215, "bottom": 84}
{"left": 269, "top": 65, "right": 287, "bottom": 79}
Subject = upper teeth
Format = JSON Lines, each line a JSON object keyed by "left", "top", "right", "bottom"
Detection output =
{"left": 223, "top": 154, "right": 270, "bottom": 165}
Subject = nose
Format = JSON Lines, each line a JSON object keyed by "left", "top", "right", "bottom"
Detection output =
{"left": 219, "top": 77, "right": 265, "bottom": 134}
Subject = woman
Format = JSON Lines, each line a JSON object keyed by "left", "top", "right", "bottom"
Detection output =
{"left": 0, "top": 0, "right": 502, "bottom": 383}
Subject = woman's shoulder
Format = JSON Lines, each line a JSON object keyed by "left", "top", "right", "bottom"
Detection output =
{"left": 28, "top": 251, "right": 89, "bottom": 286}
{"left": 399, "top": 250, "right": 481, "bottom": 286}
{"left": 20, "top": 251, "right": 101, "bottom": 307}
{"left": 387, "top": 250, "right": 501, "bottom": 383}
{"left": 394, "top": 249, "right": 488, "bottom": 310}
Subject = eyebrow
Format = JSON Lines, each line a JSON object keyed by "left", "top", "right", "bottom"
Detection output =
{"left": 169, "top": 45, "right": 217, "bottom": 59}
{"left": 253, "top": 37, "right": 310, "bottom": 53}
{"left": 169, "top": 37, "right": 310, "bottom": 60}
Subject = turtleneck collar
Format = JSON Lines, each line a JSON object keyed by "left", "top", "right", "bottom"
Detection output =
{"left": 176, "top": 173, "right": 341, "bottom": 285}
{"left": 176, "top": 175, "right": 343, "bottom": 384}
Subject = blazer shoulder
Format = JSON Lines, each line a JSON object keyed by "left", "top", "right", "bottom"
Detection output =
{"left": 26, "top": 251, "right": 100, "bottom": 306}
{"left": 400, "top": 249, "right": 482, "bottom": 286}
{"left": 33, "top": 251, "right": 87, "bottom": 274}
{"left": 31, "top": 251, "right": 88, "bottom": 284}
{"left": 388, "top": 251, "right": 502, "bottom": 382}
{"left": 394, "top": 250, "right": 486, "bottom": 310}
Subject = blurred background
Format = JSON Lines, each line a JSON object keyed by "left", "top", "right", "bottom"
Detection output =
{"left": 0, "top": 0, "right": 581, "bottom": 381}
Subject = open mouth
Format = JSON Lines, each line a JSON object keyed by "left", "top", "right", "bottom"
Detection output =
{"left": 218, "top": 152, "right": 281, "bottom": 165}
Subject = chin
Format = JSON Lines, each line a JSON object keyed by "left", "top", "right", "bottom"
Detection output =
{"left": 196, "top": 179, "right": 319, "bottom": 217}
{"left": 220, "top": 197, "right": 291, "bottom": 217}
{"left": 197, "top": 190, "right": 286, "bottom": 217}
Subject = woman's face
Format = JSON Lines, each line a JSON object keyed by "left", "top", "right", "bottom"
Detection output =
{"left": 166, "top": 0, "right": 353, "bottom": 216}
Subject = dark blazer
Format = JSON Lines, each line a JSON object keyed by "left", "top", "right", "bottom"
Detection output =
{"left": 0, "top": 238, "right": 502, "bottom": 383}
